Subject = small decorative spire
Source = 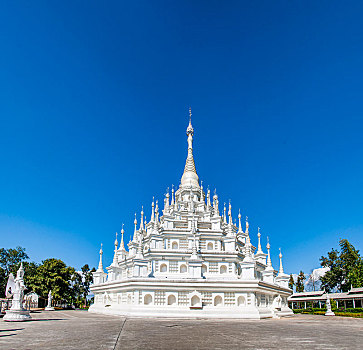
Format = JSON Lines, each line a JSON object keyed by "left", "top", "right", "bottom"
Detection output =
{"left": 279, "top": 248, "right": 284, "bottom": 274}
{"left": 243, "top": 232, "right": 253, "bottom": 262}
{"left": 266, "top": 237, "right": 273, "bottom": 268}
{"left": 97, "top": 243, "right": 104, "bottom": 272}
{"left": 140, "top": 206, "right": 144, "bottom": 230}
{"left": 120, "top": 224, "right": 125, "bottom": 250}
{"left": 171, "top": 185, "right": 175, "bottom": 206}
{"left": 200, "top": 180, "right": 204, "bottom": 202}
{"left": 238, "top": 210, "right": 243, "bottom": 233}
{"left": 154, "top": 200, "right": 159, "bottom": 230}
{"left": 112, "top": 232, "right": 118, "bottom": 266}
{"left": 213, "top": 190, "right": 219, "bottom": 216}
{"left": 223, "top": 203, "right": 227, "bottom": 223}
{"left": 164, "top": 188, "right": 170, "bottom": 212}
{"left": 136, "top": 232, "right": 144, "bottom": 259}
{"left": 257, "top": 227, "right": 263, "bottom": 253}
{"left": 189, "top": 188, "right": 195, "bottom": 213}
{"left": 206, "top": 187, "right": 211, "bottom": 210}
{"left": 134, "top": 213, "right": 137, "bottom": 234}
{"left": 151, "top": 197, "right": 155, "bottom": 222}
{"left": 228, "top": 201, "right": 232, "bottom": 226}
{"left": 114, "top": 232, "right": 118, "bottom": 249}
{"left": 245, "top": 216, "right": 249, "bottom": 234}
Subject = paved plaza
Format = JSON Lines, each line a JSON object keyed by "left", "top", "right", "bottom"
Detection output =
{"left": 0, "top": 310, "right": 362, "bottom": 350}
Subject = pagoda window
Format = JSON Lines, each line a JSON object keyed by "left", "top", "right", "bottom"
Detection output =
{"left": 180, "top": 264, "right": 187, "bottom": 273}
{"left": 160, "top": 263, "right": 168, "bottom": 272}
{"left": 207, "top": 242, "right": 214, "bottom": 250}
{"left": 172, "top": 241, "right": 178, "bottom": 250}
{"left": 220, "top": 265, "right": 227, "bottom": 274}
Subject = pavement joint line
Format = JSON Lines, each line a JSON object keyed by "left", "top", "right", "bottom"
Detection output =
{"left": 113, "top": 318, "right": 127, "bottom": 350}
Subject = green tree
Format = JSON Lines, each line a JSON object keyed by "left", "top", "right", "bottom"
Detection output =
{"left": 0, "top": 267, "right": 6, "bottom": 297}
{"left": 81, "top": 264, "right": 95, "bottom": 307}
{"left": 288, "top": 274, "right": 295, "bottom": 291}
{"left": 69, "top": 271, "right": 83, "bottom": 308}
{"left": 0, "top": 246, "right": 29, "bottom": 296}
{"left": 320, "top": 239, "right": 363, "bottom": 292}
{"left": 31, "top": 258, "right": 76, "bottom": 303}
{"left": 296, "top": 271, "right": 305, "bottom": 292}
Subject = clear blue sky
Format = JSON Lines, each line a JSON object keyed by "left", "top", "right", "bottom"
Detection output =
{"left": 1, "top": 1, "right": 362, "bottom": 275}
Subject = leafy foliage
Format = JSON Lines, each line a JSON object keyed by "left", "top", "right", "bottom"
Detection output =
{"left": 0, "top": 247, "right": 29, "bottom": 296}
{"left": 0, "top": 246, "right": 95, "bottom": 307}
{"left": 288, "top": 274, "right": 295, "bottom": 290}
{"left": 320, "top": 239, "right": 363, "bottom": 292}
{"left": 29, "top": 258, "right": 76, "bottom": 302}
{"left": 0, "top": 246, "right": 29, "bottom": 275}
{"left": 296, "top": 271, "right": 306, "bottom": 292}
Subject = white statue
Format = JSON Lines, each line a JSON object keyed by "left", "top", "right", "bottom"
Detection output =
{"left": 325, "top": 294, "right": 335, "bottom": 316}
{"left": 3, "top": 263, "right": 32, "bottom": 322}
{"left": 45, "top": 290, "right": 55, "bottom": 311}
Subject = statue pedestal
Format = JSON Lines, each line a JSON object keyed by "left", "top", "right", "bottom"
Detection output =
{"left": 45, "top": 306, "right": 55, "bottom": 311}
{"left": 325, "top": 310, "right": 335, "bottom": 316}
{"left": 3, "top": 308, "right": 31, "bottom": 322}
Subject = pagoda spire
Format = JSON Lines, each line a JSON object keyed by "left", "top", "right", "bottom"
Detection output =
{"left": 266, "top": 237, "right": 273, "bottom": 270}
{"left": 120, "top": 224, "right": 125, "bottom": 250}
{"left": 133, "top": 213, "right": 137, "bottom": 241}
{"left": 140, "top": 206, "right": 144, "bottom": 230}
{"left": 213, "top": 190, "right": 219, "bottom": 217}
{"left": 243, "top": 232, "right": 253, "bottom": 262}
{"left": 171, "top": 185, "right": 175, "bottom": 206}
{"left": 200, "top": 181, "right": 204, "bottom": 203}
{"left": 154, "top": 200, "right": 159, "bottom": 229}
{"left": 228, "top": 201, "right": 232, "bottom": 226}
{"left": 97, "top": 243, "right": 104, "bottom": 272}
{"left": 164, "top": 188, "right": 170, "bottom": 213}
{"left": 257, "top": 227, "right": 263, "bottom": 253}
{"left": 278, "top": 248, "right": 284, "bottom": 274}
{"left": 135, "top": 232, "right": 144, "bottom": 259}
{"left": 238, "top": 210, "right": 243, "bottom": 233}
{"left": 112, "top": 232, "right": 118, "bottom": 266}
{"left": 245, "top": 216, "right": 249, "bottom": 235}
{"left": 223, "top": 203, "right": 227, "bottom": 223}
{"left": 206, "top": 187, "right": 211, "bottom": 210}
{"left": 180, "top": 108, "right": 200, "bottom": 189}
{"left": 151, "top": 198, "right": 155, "bottom": 223}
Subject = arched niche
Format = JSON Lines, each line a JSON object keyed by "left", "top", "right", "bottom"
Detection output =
{"left": 207, "top": 242, "right": 214, "bottom": 250}
{"left": 237, "top": 296, "right": 246, "bottom": 307}
{"left": 220, "top": 265, "right": 227, "bottom": 274}
{"left": 191, "top": 295, "right": 200, "bottom": 306}
{"left": 172, "top": 241, "right": 178, "bottom": 250}
{"left": 167, "top": 294, "right": 176, "bottom": 305}
{"left": 180, "top": 264, "right": 187, "bottom": 273}
{"left": 214, "top": 295, "right": 223, "bottom": 306}
{"left": 144, "top": 294, "right": 152, "bottom": 305}
{"left": 201, "top": 264, "right": 208, "bottom": 274}
{"left": 160, "top": 263, "right": 167, "bottom": 272}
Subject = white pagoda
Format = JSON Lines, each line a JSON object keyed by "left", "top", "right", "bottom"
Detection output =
{"left": 89, "top": 110, "right": 293, "bottom": 319}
